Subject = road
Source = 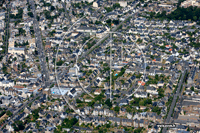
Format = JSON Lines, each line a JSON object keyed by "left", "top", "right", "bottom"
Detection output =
{"left": 1, "top": 0, "right": 52, "bottom": 130}
{"left": 162, "top": 70, "right": 186, "bottom": 133}
{"left": 62, "top": 1, "right": 71, "bottom": 25}
{"left": 4, "top": 0, "right": 10, "bottom": 54}
{"left": 29, "top": 0, "right": 50, "bottom": 87}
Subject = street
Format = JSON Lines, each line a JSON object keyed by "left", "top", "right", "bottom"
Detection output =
{"left": 162, "top": 70, "right": 186, "bottom": 133}
{"left": 29, "top": 0, "right": 50, "bottom": 87}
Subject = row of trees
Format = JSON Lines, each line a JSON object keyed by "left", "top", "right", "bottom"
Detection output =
{"left": 149, "top": 6, "right": 200, "bottom": 22}
{"left": 130, "top": 97, "right": 152, "bottom": 107}
{"left": 104, "top": 3, "right": 121, "bottom": 12}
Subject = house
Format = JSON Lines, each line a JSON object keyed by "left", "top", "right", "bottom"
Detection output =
{"left": 146, "top": 86, "right": 158, "bottom": 95}
{"left": 76, "top": 27, "right": 97, "bottom": 33}
{"left": 99, "top": 117, "right": 106, "bottom": 125}
{"left": 0, "top": 79, "right": 14, "bottom": 87}
{"left": 128, "top": 76, "right": 136, "bottom": 84}
{"left": 134, "top": 92, "right": 147, "bottom": 98}
{"left": 92, "top": 116, "right": 99, "bottom": 125}
{"left": 94, "top": 88, "right": 101, "bottom": 95}
{"left": 121, "top": 83, "right": 129, "bottom": 90}
{"left": 80, "top": 117, "right": 92, "bottom": 125}
{"left": 165, "top": 56, "right": 174, "bottom": 64}
{"left": 94, "top": 104, "right": 102, "bottom": 109}
{"left": 113, "top": 89, "right": 120, "bottom": 95}
{"left": 84, "top": 107, "right": 92, "bottom": 115}
{"left": 68, "top": 88, "right": 77, "bottom": 97}
{"left": 98, "top": 109, "right": 104, "bottom": 116}
{"left": 114, "top": 82, "right": 121, "bottom": 89}
{"left": 133, "top": 119, "right": 139, "bottom": 128}
{"left": 8, "top": 47, "right": 25, "bottom": 55}
{"left": 122, "top": 119, "right": 132, "bottom": 126}
{"left": 119, "top": 108, "right": 126, "bottom": 116}
{"left": 157, "top": 81, "right": 165, "bottom": 88}
{"left": 158, "top": 101, "right": 165, "bottom": 107}
{"left": 127, "top": 113, "right": 133, "bottom": 119}
{"left": 119, "top": 99, "right": 129, "bottom": 106}
{"left": 104, "top": 82, "right": 110, "bottom": 90}
{"left": 139, "top": 119, "right": 149, "bottom": 128}
{"left": 92, "top": 108, "right": 99, "bottom": 116}
{"left": 147, "top": 112, "right": 157, "bottom": 122}
{"left": 108, "top": 117, "right": 121, "bottom": 126}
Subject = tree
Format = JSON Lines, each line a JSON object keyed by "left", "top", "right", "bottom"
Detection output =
{"left": 106, "top": 123, "right": 110, "bottom": 128}
{"left": 134, "top": 128, "right": 143, "bottom": 133}
{"left": 146, "top": 66, "right": 150, "bottom": 69}
{"left": 2, "top": 63, "right": 7, "bottom": 74}
{"left": 155, "top": 74, "right": 159, "bottom": 80}
{"left": 6, "top": 111, "right": 12, "bottom": 117}
{"left": 152, "top": 107, "right": 161, "bottom": 115}
{"left": 10, "top": 8, "right": 23, "bottom": 19}
{"left": 76, "top": 99, "right": 82, "bottom": 103}
{"left": 114, "top": 106, "right": 120, "bottom": 113}
{"left": 56, "top": 60, "right": 64, "bottom": 66}
{"left": 113, "top": 19, "right": 119, "bottom": 25}
{"left": 50, "top": 6, "right": 55, "bottom": 11}
{"left": 187, "top": 126, "right": 190, "bottom": 131}
{"left": 12, "top": 121, "right": 25, "bottom": 131}
{"left": 28, "top": 12, "right": 34, "bottom": 17}
{"left": 113, "top": 3, "right": 120, "bottom": 9}
{"left": 105, "top": 99, "right": 112, "bottom": 108}
{"left": 49, "top": 30, "right": 56, "bottom": 37}
{"left": 193, "top": 16, "right": 197, "bottom": 21}
{"left": 18, "top": 28, "right": 26, "bottom": 36}
{"left": 126, "top": 106, "right": 132, "bottom": 112}
{"left": 158, "top": 88, "right": 164, "bottom": 98}
{"left": 54, "top": 117, "right": 78, "bottom": 132}
{"left": 190, "top": 86, "right": 194, "bottom": 91}
{"left": 87, "top": 100, "right": 95, "bottom": 107}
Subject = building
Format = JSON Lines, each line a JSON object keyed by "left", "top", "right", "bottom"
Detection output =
{"left": 8, "top": 47, "right": 25, "bottom": 55}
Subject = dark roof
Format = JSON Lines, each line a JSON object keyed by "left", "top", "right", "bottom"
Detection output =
{"left": 70, "top": 88, "right": 76, "bottom": 94}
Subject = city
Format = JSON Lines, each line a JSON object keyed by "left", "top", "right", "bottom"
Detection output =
{"left": 0, "top": 0, "right": 200, "bottom": 132}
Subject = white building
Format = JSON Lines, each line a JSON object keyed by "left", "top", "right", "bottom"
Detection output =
{"left": 8, "top": 47, "right": 25, "bottom": 55}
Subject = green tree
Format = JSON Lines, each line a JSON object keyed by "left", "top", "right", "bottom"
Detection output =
{"left": 12, "top": 121, "right": 25, "bottom": 131}
{"left": 114, "top": 106, "right": 120, "bottom": 113}
{"left": 146, "top": 66, "right": 150, "bottom": 69}
{"left": 193, "top": 16, "right": 197, "bottom": 21}
{"left": 6, "top": 110, "right": 12, "bottom": 117}
{"left": 28, "top": 12, "right": 34, "bottom": 17}
{"left": 113, "top": 3, "right": 120, "bottom": 9}
{"left": 152, "top": 107, "right": 161, "bottom": 115}
{"left": 190, "top": 86, "right": 194, "bottom": 91}
{"left": 105, "top": 99, "right": 112, "bottom": 108}
{"left": 134, "top": 128, "right": 143, "bottom": 133}
{"left": 2, "top": 63, "right": 7, "bottom": 74}
{"left": 50, "top": 6, "right": 55, "bottom": 11}
{"left": 158, "top": 88, "right": 164, "bottom": 98}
